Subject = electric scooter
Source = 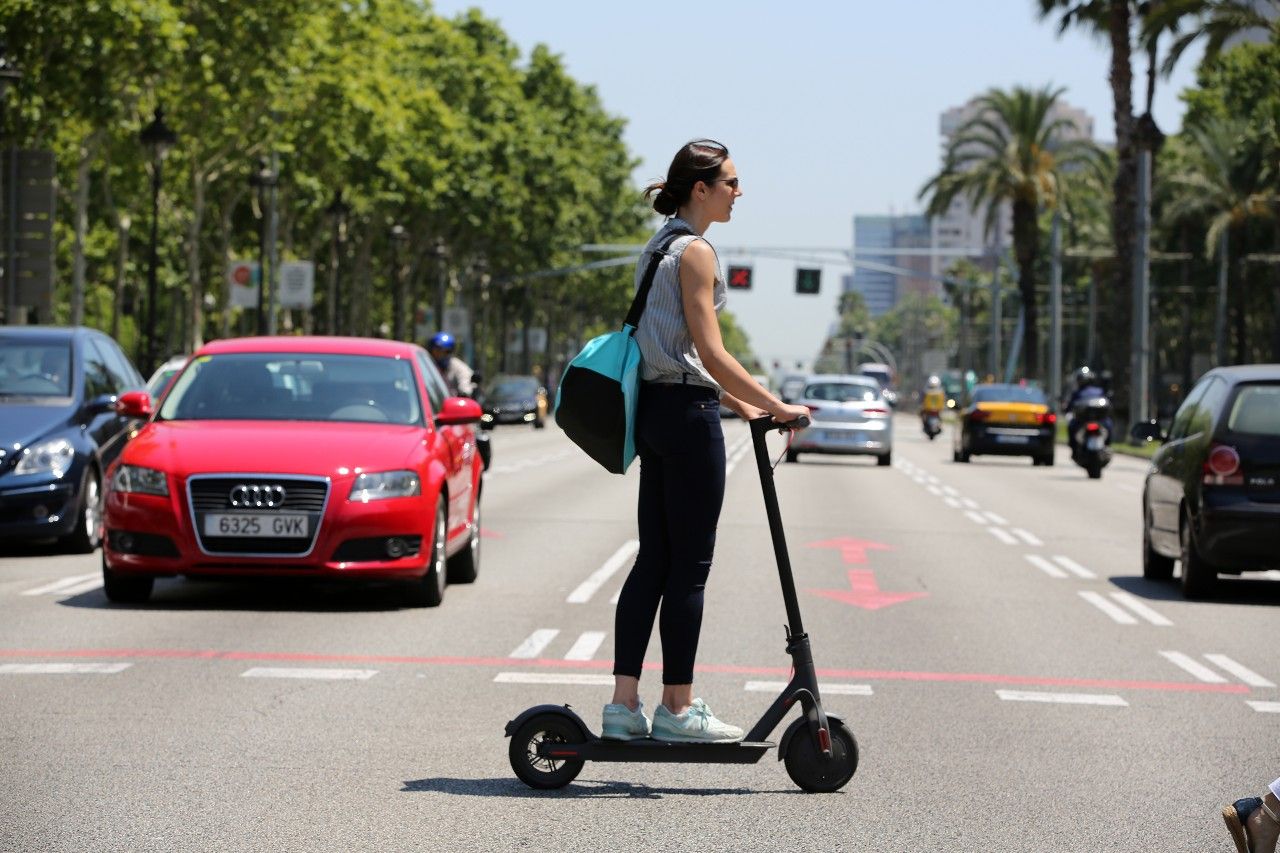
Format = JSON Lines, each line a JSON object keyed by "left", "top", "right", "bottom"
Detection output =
{"left": 505, "top": 414, "right": 859, "bottom": 793}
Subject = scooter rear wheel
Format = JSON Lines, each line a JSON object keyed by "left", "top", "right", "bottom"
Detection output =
{"left": 508, "top": 712, "right": 585, "bottom": 789}
{"left": 783, "top": 718, "right": 859, "bottom": 793}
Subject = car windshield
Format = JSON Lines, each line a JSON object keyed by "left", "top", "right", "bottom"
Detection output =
{"left": 1226, "top": 384, "right": 1280, "bottom": 436}
{"left": 804, "top": 381, "right": 881, "bottom": 403}
{"left": 489, "top": 377, "right": 538, "bottom": 397}
{"left": 972, "top": 385, "right": 1047, "bottom": 405}
{"left": 860, "top": 370, "right": 890, "bottom": 388}
{"left": 158, "top": 353, "right": 423, "bottom": 424}
{"left": 0, "top": 340, "right": 72, "bottom": 397}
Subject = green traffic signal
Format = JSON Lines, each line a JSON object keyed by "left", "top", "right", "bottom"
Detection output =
{"left": 796, "top": 268, "right": 820, "bottom": 295}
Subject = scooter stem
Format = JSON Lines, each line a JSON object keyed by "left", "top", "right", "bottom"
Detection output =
{"left": 749, "top": 416, "right": 806, "bottom": 637}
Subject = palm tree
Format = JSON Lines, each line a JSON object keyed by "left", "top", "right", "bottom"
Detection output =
{"left": 920, "top": 85, "right": 1102, "bottom": 380}
{"left": 1144, "top": 0, "right": 1280, "bottom": 76}
{"left": 1160, "top": 117, "right": 1276, "bottom": 363}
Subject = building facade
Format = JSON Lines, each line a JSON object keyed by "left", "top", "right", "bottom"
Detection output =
{"left": 847, "top": 213, "right": 931, "bottom": 317}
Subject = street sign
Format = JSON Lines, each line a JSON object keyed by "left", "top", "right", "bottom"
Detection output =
{"left": 527, "top": 327, "right": 547, "bottom": 354}
{"left": 277, "top": 261, "right": 314, "bottom": 309}
{"left": 727, "top": 265, "right": 753, "bottom": 289}
{"left": 227, "top": 260, "right": 259, "bottom": 308}
{"left": 796, "top": 268, "right": 821, "bottom": 295}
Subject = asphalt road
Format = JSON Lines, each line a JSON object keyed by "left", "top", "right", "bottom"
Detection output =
{"left": 2, "top": 416, "right": 1277, "bottom": 852}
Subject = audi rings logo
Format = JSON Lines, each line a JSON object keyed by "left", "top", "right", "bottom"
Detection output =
{"left": 229, "top": 484, "right": 287, "bottom": 508}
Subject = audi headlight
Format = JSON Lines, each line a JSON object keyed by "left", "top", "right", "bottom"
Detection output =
{"left": 14, "top": 438, "right": 75, "bottom": 478}
{"left": 111, "top": 464, "right": 169, "bottom": 496}
{"left": 348, "top": 470, "right": 421, "bottom": 502}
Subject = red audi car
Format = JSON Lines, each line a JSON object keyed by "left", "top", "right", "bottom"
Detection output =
{"left": 101, "top": 336, "right": 484, "bottom": 606}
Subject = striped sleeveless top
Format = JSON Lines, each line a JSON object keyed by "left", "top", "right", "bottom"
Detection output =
{"left": 633, "top": 217, "right": 727, "bottom": 390}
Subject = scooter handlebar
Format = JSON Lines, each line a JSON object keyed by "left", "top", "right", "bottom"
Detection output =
{"left": 750, "top": 414, "right": 810, "bottom": 434}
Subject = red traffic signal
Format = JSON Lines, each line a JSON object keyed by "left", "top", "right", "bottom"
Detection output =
{"left": 727, "top": 265, "right": 753, "bottom": 289}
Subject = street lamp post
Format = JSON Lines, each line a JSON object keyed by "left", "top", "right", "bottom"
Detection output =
{"left": 0, "top": 41, "right": 22, "bottom": 325}
{"left": 432, "top": 238, "right": 448, "bottom": 337}
{"left": 248, "top": 157, "right": 277, "bottom": 336}
{"left": 389, "top": 223, "right": 408, "bottom": 340}
{"left": 139, "top": 106, "right": 177, "bottom": 372}
{"left": 324, "top": 191, "right": 349, "bottom": 335}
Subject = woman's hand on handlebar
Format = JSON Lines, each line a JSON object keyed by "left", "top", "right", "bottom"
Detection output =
{"left": 771, "top": 402, "right": 811, "bottom": 428}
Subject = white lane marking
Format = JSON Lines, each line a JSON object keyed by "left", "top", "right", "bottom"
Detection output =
{"left": 0, "top": 663, "right": 131, "bottom": 674}
{"left": 1011, "top": 528, "right": 1043, "bottom": 546}
{"left": 241, "top": 668, "right": 377, "bottom": 680}
{"left": 609, "top": 586, "right": 622, "bottom": 605}
{"left": 493, "top": 672, "right": 614, "bottom": 686}
{"left": 926, "top": 485, "right": 943, "bottom": 497}
{"left": 996, "top": 689, "right": 1127, "bottom": 707}
{"left": 988, "top": 527, "right": 1018, "bottom": 545}
{"left": 1052, "top": 556, "right": 1096, "bottom": 579}
{"left": 924, "top": 475, "right": 940, "bottom": 485}
{"left": 1248, "top": 701, "right": 1280, "bottom": 713}
{"left": 1025, "top": 554, "right": 1068, "bottom": 579}
{"left": 745, "top": 681, "right": 873, "bottom": 696}
{"left": 941, "top": 486, "right": 959, "bottom": 496}
{"left": 964, "top": 510, "right": 988, "bottom": 525}
{"left": 960, "top": 498, "right": 979, "bottom": 509}
{"left": 21, "top": 573, "right": 100, "bottom": 596}
{"left": 563, "top": 631, "right": 607, "bottom": 661}
{"left": 1108, "top": 592, "right": 1173, "bottom": 626}
{"left": 488, "top": 449, "right": 575, "bottom": 476}
{"left": 511, "top": 629, "right": 560, "bottom": 659}
{"left": 1204, "top": 654, "right": 1275, "bottom": 688}
{"left": 57, "top": 579, "right": 105, "bottom": 597}
{"left": 943, "top": 497, "right": 962, "bottom": 509}
{"left": 983, "top": 511, "right": 1009, "bottom": 525}
{"left": 724, "top": 435, "right": 753, "bottom": 477}
{"left": 1159, "top": 651, "right": 1229, "bottom": 683}
{"left": 567, "top": 540, "right": 639, "bottom": 604}
{"left": 1078, "top": 591, "right": 1138, "bottom": 624}
{"left": 912, "top": 475, "right": 927, "bottom": 485}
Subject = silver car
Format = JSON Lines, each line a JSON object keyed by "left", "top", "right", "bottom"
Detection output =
{"left": 786, "top": 375, "right": 893, "bottom": 465}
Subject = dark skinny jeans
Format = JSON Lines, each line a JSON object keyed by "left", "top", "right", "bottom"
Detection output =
{"left": 613, "top": 381, "right": 726, "bottom": 685}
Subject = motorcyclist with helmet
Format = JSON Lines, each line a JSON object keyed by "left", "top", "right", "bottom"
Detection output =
{"left": 427, "top": 332, "right": 477, "bottom": 398}
{"left": 1064, "top": 366, "right": 1113, "bottom": 454}
{"left": 920, "top": 374, "right": 946, "bottom": 438}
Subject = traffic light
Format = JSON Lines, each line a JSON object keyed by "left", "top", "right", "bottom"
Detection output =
{"left": 796, "top": 268, "right": 821, "bottom": 295}
{"left": 727, "top": 265, "right": 753, "bottom": 290}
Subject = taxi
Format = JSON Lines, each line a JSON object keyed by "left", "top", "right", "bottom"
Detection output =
{"left": 953, "top": 383, "right": 1056, "bottom": 466}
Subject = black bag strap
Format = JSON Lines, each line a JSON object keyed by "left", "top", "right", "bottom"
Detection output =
{"left": 623, "top": 227, "right": 694, "bottom": 332}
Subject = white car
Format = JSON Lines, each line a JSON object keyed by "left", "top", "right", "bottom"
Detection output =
{"left": 786, "top": 374, "right": 893, "bottom": 465}
{"left": 146, "top": 354, "right": 190, "bottom": 401}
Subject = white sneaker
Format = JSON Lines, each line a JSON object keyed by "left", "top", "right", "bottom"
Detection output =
{"left": 601, "top": 701, "right": 651, "bottom": 740}
{"left": 651, "top": 699, "right": 744, "bottom": 743}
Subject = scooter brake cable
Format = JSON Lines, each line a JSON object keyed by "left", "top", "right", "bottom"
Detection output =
{"left": 771, "top": 427, "right": 795, "bottom": 471}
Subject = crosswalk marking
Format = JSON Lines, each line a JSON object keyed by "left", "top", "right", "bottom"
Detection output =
{"left": 0, "top": 662, "right": 131, "bottom": 674}
{"left": 1108, "top": 592, "right": 1173, "bottom": 626}
{"left": 510, "top": 629, "right": 559, "bottom": 659}
{"left": 1248, "top": 701, "right": 1280, "bottom": 713}
{"left": 567, "top": 540, "right": 639, "bottom": 604}
{"left": 1204, "top": 654, "right": 1275, "bottom": 688}
{"left": 1025, "top": 554, "right": 1069, "bottom": 578}
{"left": 1159, "top": 651, "right": 1229, "bottom": 683}
{"left": 241, "top": 667, "right": 377, "bottom": 680}
{"left": 987, "top": 527, "right": 1018, "bottom": 545}
{"left": 996, "top": 689, "right": 1127, "bottom": 706}
{"left": 1078, "top": 591, "right": 1138, "bottom": 624}
{"left": 744, "top": 681, "right": 873, "bottom": 696}
{"left": 1011, "top": 528, "right": 1043, "bottom": 546}
{"left": 1052, "top": 556, "right": 1096, "bottom": 579}
{"left": 493, "top": 672, "right": 613, "bottom": 686}
{"left": 564, "top": 631, "right": 607, "bottom": 661}
{"left": 21, "top": 573, "right": 100, "bottom": 596}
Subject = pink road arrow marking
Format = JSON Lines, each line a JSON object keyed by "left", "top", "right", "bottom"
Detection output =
{"left": 805, "top": 536, "right": 894, "bottom": 565}
{"left": 808, "top": 569, "right": 928, "bottom": 611}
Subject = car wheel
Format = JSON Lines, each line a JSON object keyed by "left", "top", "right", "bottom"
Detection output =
{"left": 877, "top": 453, "right": 891, "bottom": 467}
{"left": 785, "top": 449, "right": 799, "bottom": 464}
{"left": 61, "top": 467, "right": 103, "bottom": 554}
{"left": 955, "top": 449, "right": 970, "bottom": 463}
{"left": 447, "top": 496, "right": 480, "bottom": 584}
{"left": 533, "top": 417, "right": 546, "bottom": 430}
{"left": 101, "top": 552, "right": 153, "bottom": 604}
{"left": 406, "top": 498, "right": 448, "bottom": 607}
{"left": 1142, "top": 507, "right": 1175, "bottom": 581}
{"left": 1179, "top": 512, "right": 1216, "bottom": 599}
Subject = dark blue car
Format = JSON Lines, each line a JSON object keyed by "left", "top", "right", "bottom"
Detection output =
{"left": 0, "top": 326, "right": 149, "bottom": 551}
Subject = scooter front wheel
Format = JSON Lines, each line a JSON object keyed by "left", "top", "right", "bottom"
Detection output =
{"left": 783, "top": 718, "right": 859, "bottom": 793}
{"left": 508, "top": 712, "right": 585, "bottom": 789}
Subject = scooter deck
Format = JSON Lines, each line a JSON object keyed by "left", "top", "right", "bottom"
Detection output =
{"left": 538, "top": 737, "right": 775, "bottom": 764}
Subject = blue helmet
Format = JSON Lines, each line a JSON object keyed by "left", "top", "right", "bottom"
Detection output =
{"left": 430, "top": 332, "right": 456, "bottom": 352}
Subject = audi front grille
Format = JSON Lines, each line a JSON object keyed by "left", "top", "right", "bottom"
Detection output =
{"left": 187, "top": 474, "right": 330, "bottom": 557}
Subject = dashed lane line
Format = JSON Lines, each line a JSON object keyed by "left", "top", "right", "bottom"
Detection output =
{"left": 1010, "top": 528, "right": 1043, "bottom": 547}
{"left": 1052, "top": 556, "right": 1096, "bottom": 579}
{"left": 21, "top": 573, "right": 100, "bottom": 596}
{"left": 493, "top": 672, "right": 613, "bottom": 686}
{"left": 745, "top": 681, "right": 873, "bottom": 696}
{"left": 1248, "top": 701, "right": 1280, "bottom": 713}
{"left": 1079, "top": 591, "right": 1139, "bottom": 625}
{"left": 964, "top": 510, "right": 988, "bottom": 525}
{"left": 563, "top": 631, "right": 607, "bottom": 661}
{"left": 567, "top": 540, "right": 639, "bottom": 604}
{"left": 1025, "top": 554, "right": 1069, "bottom": 579}
{"left": 943, "top": 497, "right": 962, "bottom": 509}
{"left": 241, "top": 667, "right": 377, "bottom": 680}
{"left": 996, "top": 689, "right": 1127, "bottom": 707}
{"left": 988, "top": 527, "right": 1018, "bottom": 545}
{"left": 1203, "top": 654, "right": 1275, "bottom": 688}
{"left": 0, "top": 662, "right": 131, "bottom": 674}
{"left": 510, "top": 629, "right": 560, "bottom": 659}
{"left": 982, "top": 511, "right": 1009, "bottom": 525}
{"left": 1159, "top": 651, "right": 1229, "bottom": 683}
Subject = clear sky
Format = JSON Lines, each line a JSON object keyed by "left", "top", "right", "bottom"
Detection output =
{"left": 432, "top": 0, "right": 1203, "bottom": 370}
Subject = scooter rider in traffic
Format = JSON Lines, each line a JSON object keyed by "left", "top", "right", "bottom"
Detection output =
{"left": 920, "top": 374, "right": 945, "bottom": 430}
{"left": 428, "top": 332, "right": 477, "bottom": 398}
{"left": 1064, "top": 366, "right": 1112, "bottom": 454}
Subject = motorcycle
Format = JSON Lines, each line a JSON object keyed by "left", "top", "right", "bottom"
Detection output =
{"left": 921, "top": 411, "right": 942, "bottom": 441}
{"left": 1069, "top": 396, "right": 1113, "bottom": 479}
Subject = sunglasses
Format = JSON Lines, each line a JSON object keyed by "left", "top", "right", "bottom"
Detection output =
{"left": 711, "top": 177, "right": 740, "bottom": 189}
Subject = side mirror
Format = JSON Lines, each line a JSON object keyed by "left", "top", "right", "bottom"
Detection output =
{"left": 115, "top": 390, "right": 153, "bottom": 419}
{"left": 85, "top": 393, "right": 117, "bottom": 415}
{"left": 437, "top": 396, "right": 483, "bottom": 426}
{"left": 1128, "top": 419, "right": 1165, "bottom": 444}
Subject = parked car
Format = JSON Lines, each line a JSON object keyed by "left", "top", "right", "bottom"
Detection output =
{"left": 101, "top": 336, "right": 485, "bottom": 606}
{"left": 0, "top": 326, "right": 148, "bottom": 551}
{"left": 1141, "top": 364, "right": 1280, "bottom": 599}
{"left": 952, "top": 383, "right": 1056, "bottom": 466}
{"left": 147, "top": 353, "right": 190, "bottom": 401}
{"left": 786, "top": 374, "right": 893, "bottom": 465}
{"left": 480, "top": 374, "right": 548, "bottom": 429}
